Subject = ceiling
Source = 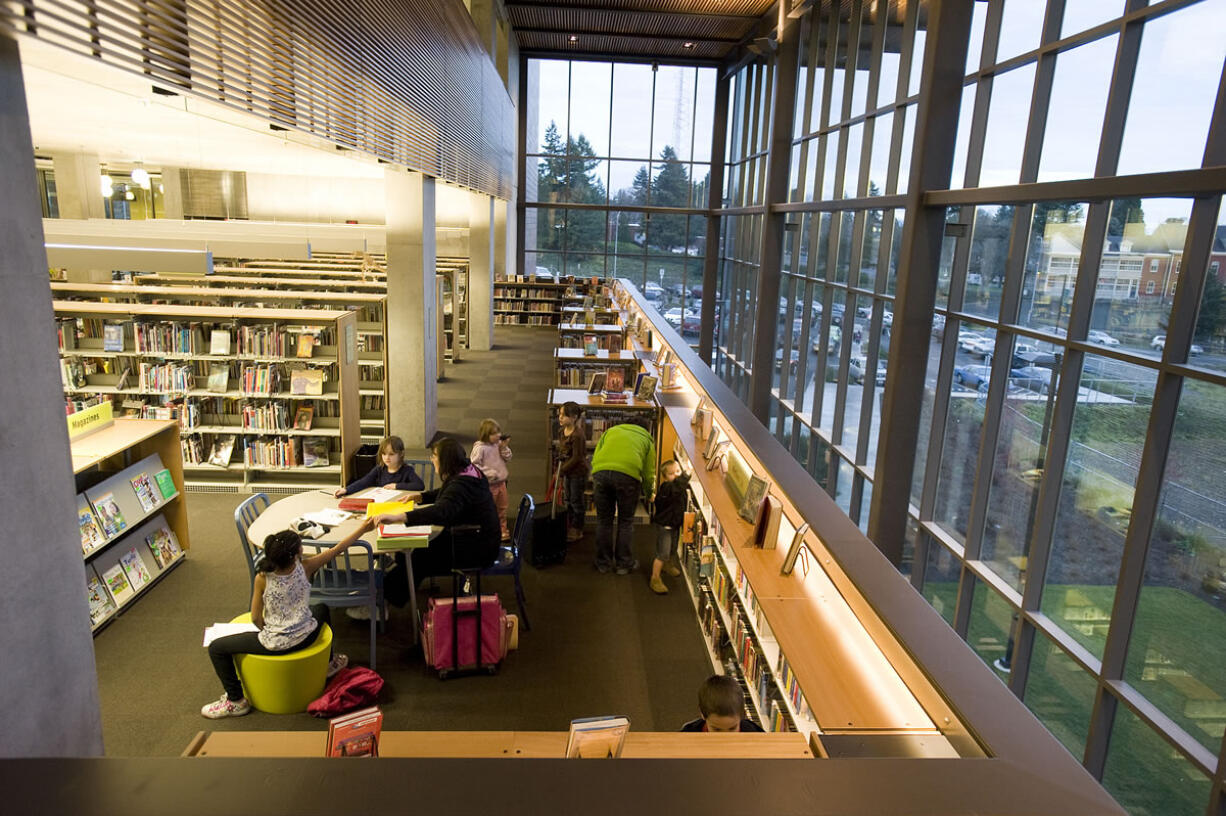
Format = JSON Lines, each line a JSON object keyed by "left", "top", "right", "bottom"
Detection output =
{"left": 505, "top": 0, "right": 778, "bottom": 63}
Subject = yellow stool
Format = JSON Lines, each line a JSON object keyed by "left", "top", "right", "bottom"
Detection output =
{"left": 229, "top": 613, "right": 332, "bottom": 714}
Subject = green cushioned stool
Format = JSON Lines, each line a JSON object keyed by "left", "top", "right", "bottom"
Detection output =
{"left": 229, "top": 613, "right": 332, "bottom": 714}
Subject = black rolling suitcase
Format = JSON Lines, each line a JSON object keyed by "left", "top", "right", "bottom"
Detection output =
{"left": 530, "top": 465, "right": 568, "bottom": 567}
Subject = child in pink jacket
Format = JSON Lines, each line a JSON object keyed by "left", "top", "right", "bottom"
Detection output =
{"left": 471, "top": 418, "right": 513, "bottom": 541}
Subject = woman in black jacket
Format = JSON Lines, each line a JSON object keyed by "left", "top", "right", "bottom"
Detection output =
{"left": 374, "top": 438, "right": 501, "bottom": 596}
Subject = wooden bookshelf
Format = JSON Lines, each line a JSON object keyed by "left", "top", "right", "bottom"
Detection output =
{"left": 72, "top": 418, "right": 190, "bottom": 634}
{"left": 553, "top": 347, "right": 645, "bottom": 388}
{"left": 55, "top": 300, "right": 360, "bottom": 491}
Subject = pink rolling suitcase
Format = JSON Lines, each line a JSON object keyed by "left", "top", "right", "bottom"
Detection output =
{"left": 422, "top": 593, "right": 510, "bottom": 678}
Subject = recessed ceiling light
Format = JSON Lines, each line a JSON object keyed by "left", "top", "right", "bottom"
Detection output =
{"left": 683, "top": 42, "right": 695, "bottom": 49}
{"left": 568, "top": 35, "right": 578, "bottom": 43}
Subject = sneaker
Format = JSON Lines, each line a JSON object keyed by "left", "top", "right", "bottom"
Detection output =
{"left": 664, "top": 562, "right": 682, "bottom": 577}
{"left": 615, "top": 559, "right": 639, "bottom": 576}
{"left": 650, "top": 576, "right": 669, "bottom": 594}
{"left": 327, "top": 654, "right": 349, "bottom": 678}
{"left": 346, "top": 605, "right": 371, "bottom": 621}
{"left": 993, "top": 658, "right": 1012, "bottom": 673}
{"left": 595, "top": 562, "right": 611, "bottom": 574}
{"left": 566, "top": 528, "right": 584, "bottom": 542}
{"left": 201, "top": 693, "right": 251, "bottom": 719}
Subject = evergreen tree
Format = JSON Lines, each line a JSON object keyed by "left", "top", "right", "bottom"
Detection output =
{"left": 1196, "top": 273, "right": 1225, "bottom": 342}
{"left": 631, "top": 166, "right": 651, "bottom": 206}
{"left": 650, "top": 145, "right": 691, "bottom": 250}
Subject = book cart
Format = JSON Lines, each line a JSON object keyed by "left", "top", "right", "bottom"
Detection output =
{"left": 612, "top": 279, "right": 968, "bottom": 757}
{"left": 71, "top": 415, "right": 190, "bottom": 634}
{"left": 55, "top": 300, "right": 361, "bottom": 491}
{"left": 552, "top": 347, "right": 647, "bottom": 388}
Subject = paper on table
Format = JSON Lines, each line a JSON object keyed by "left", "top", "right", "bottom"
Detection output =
{"left": 354, "top": 486, "right": 410, "bottom": 503}
{"left": 202, "top": 622, "right": 259, "bottom": 647}
{"left": 366, "top": 500, "right": 415, "bottom": 519}
{"left": 302, "top": 508, "right": 352, "bottom": 527}
{"left": 378, "top": 523, "right": 431, "bottom": 538}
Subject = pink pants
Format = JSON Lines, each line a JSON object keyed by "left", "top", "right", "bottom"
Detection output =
{"left": 490, "top": 481, "right": 509, "bottom": 540}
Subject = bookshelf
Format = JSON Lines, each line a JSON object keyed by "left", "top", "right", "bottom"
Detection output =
{"left": 72, "top": 418, "right": 190, "bottom": 634}
{"left": 557, "top": 322, "right": 628, "bottom": 351}
{"left": 52, "top": 281, "right": 389, "bottom": 445}
{"left": 493, "top": 280, "right": 569, "bottom": 326}
{"left": 553, "top": 347, "right": 646, "bottom": 388}
{"left": 613, "top": 279, "right": 969, "bottom": 756}
{"left": 560, "top": 305, "right": 621, "bottom": 325}
{"left": 55, "top": 300, "right": 361, "bottom": 491}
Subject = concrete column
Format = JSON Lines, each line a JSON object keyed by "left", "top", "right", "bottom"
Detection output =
{"left": 0, "top": 32, "right": 104, "bottom": 756}
{"left": 469, "top": 192, "right": 495, "bottom": 350}
{"left": 50, "top": 151, "right": 106, "bottom": 220}
{"left": 384, "top": 169, "right": 437, "bottom": 448}
{"left": 160, "top": 166, "right": 184, "bottom": 220}
{"left": 469, "top": 0, "right": 497, "bottom": 63}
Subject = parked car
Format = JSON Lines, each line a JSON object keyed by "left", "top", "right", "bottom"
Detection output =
{"left": 663, "top": 307, "right": 685, "bottom": 328}
{"left": 1087, "top": 329, "right": 1120, "bottom": 346}
{"left": 1152, "top": 335, "right": 1205, "bottom": 355}
{"left": 680, "top": 313, "right": 702, "bottom": 336}
{"left": 1013, "top": 350, "right": 1060, "bottom": 370}
{"left": 774, "top": 348, "right": 801, "bottom": 372}
{"left": 534, "top": 266, "right": 555, "bottom": 280}
{"left": 954, "top": 365, "right": 992, "bottom": 390}
{"left": 1010, "top": 365, "right": 1053, "bottom": 394}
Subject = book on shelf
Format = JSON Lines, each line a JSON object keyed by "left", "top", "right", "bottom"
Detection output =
{"left": 705, "top": 442, "right": 729, "bottom": 471}
{"left": 601, "top": 391, "right": 629, "bottom": 404}
{"left": 153, "top": 468, "right": 176, "bottom": 500}
{"left": 293, "top": 404, "right": 314, "bottom": 431}
{"left": 93, "top": 492, "right": 127, "bottom": 538}
{"left": 302, "top": 437, "right": 330, "bottom": 468}
{"left": 634, "top": 374, "right": 658, "bottom": 402}
{"left": 206, "top": 364, "right": 230, "bottom": 394}
{"left": 690, "top": 396, "right": 707, "bottom": 425}
{"left": 209, "top": 329, "right": 230, "bottom": 355}
{"left": 582, "top": 295, "right": 593, "bottom": 308}
{"left": 101, "top": 562, "right": 134, "bottom": 605}
{"left": 103, "top": 323, "right": 124, "bottom": 352}
{"left": 565, "top": 715, "right": 630, "bottom": 759}
{"left": 657, "top": 348, "right": 673, "bottom": 369}
{"left": 145, "top": 524, "right": 182, "bottom": 569}
{"left": 583, "top": 334, "right": 598, "bottom": 356}
{"left": 130, "top": 472, "right": 159, "bottom": 513}
{"left": 208, "top": 435, "right": 237, "bottom": 468}
{"left": 290, "top": 368, "right": 325, "bottom": 396}
{"left": 751, "top": 495, "right": 783, "bottom": 550}
{"left": 120, "top": 547, "right": 153, "bottom": 590}
{"left": 605, "top": 367, "right": 625, "bottom": 393}
{"left": 781, "top": 523, "right": 811, "bottom": 576}
{"left": 86, "top": 567, "right": 116, "bottom": 626}
{"left": 115, "top": 366, "right": 132, "bottom": 391}
{"left": 587, "top": 372, "right": 606, "bottom": 395}
{"left": 699, "top": 536, "right": 716, "bottom": 578}
{"left": 607, "top": 333, "right": 623, "bottom": 353}
{"left": 326, "top": 706, "right": 384, "bottom": 757}
{"left": 694, "top": 408, "right": 713, "bottom": 440}
{"left": 703, "top": 427, "right": 723, "bottom": 460}
{"left": 79, "top": 505, "right": 105, "bottom": 553}
{"left": 739, "top": 474, "right": 771, "bottom": 523}
{"left": 584, "top": 307, "right": 596, "bottom": 324}
{"left": 659, "top": 362, "right": 677, "bottom": 389}
{"left": 296, "top": 332, "right": 316, "bottom": 358}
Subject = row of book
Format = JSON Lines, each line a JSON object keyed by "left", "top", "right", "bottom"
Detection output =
{"left": 494, "top": 314, "right": 556, "bottom": 325}
{"left": 493, "top": 302, "right": 558, "bottom": 313}
{"left": 181, "top": 433, "right": 333, "bottom": 468}
{"left": 58, "top": 318, "right": 336, "bottom": 358}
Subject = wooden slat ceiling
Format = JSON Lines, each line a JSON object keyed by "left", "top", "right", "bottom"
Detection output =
{"left": 506, "top": 0, "right": 777, "bottom": 62}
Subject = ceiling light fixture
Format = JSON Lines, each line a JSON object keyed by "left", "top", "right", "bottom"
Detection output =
{"left": 682, "top": 41, "right": 695, "bottom": 49}
{"left": 131, "top": 167, "right": 151, "bottom": 189}
{"left": 568, "top": 34, "right": 578, "bottom": 43}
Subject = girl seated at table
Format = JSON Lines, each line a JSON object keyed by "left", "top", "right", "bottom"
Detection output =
{"left": 374, "top": 437, "right": 501, "bottom": 593}
{"left": 334, "top": 435, "right": 426, "bottom": 498}
{"left": 202, "top": 516, "right": 376, "bottom": 719}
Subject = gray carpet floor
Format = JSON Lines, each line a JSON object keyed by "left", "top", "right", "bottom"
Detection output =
{"left": 92, "top": 325, "right": 713, "bottom": 756}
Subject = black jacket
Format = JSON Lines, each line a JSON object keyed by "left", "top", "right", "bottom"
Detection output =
{"left": 679, "top": 717, "right": 764, "bottom": 732}
{"left": 342, "top": 462, "right": 425, "bottom": 495}
{"left": 401, "top": 465, "right": 501, "bottom": 566}
{"left": 651, "top": 473, "right": 691, "bottom": 528}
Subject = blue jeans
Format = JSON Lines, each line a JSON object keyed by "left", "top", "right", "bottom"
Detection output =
{"left": 593, "top": 470, "right": 640, "bottom": 570}
{"left": 563, "top": 472, "right": 586, "bottom": 531}
{"left": 654, "top": 524, "right": 679, "bottom": 562}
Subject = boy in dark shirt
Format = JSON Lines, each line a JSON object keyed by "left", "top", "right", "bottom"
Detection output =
{"left": 680, "top": 674, "right": 765, "bottom": 732}
{"left": 649, "top": 460, "right": 690, "bottom": 594}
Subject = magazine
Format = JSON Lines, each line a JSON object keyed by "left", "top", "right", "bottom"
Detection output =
{"left": 296, "top": 333, "right": 316, "bottom": 358}
{"left": 565, "top": 715, "right": 630, "bottom": 759}
{"left": 208, "top": 435, "right": 237, "bottom": 468}
{"left": 206, "top": 363, "right": 230, "bottom": 393}
{"left": 290, "top": 368, "right": 326, "bottom": 396}
{"left": 605, "top": 367, "right": 625, "bottom": 393}
{"left": 153, "top": 468, "right": 176, "bottom": 499}
{"left": 293, "top": 404, "right": 315, "bottom": 431}
{"left": 209, "top": 328, "right": 231, "bottom": 355}
{"left": 86, "top": 568, "right": 116, "bottom": 626}
{"left": 303, "top": 437, "right": 330, "bottom": 468}
{"left": 93, "top": 492, "right": 127, "bottom": 538}
{"left": 120, "top": 547, "right": 153, "bottom": 590}
{"left": 103, "top": 323, "right": 124, "bottom": 352}
{"left": 79, "top": 506, "right": 105, "bottom": 553}
{"left": 145, "top": 525, "right": 181, "bottom": 568}
{"left": 101, "top": 563, "right": 134, "bottom": 605}
{"left": 130, "top": 472, "right": 159, "bottom": 513}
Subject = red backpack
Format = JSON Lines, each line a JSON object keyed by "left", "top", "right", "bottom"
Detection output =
{"left": 308, "top": 667, "right": 385, "bottom": 717}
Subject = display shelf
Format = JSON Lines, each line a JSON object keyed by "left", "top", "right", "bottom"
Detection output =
{"left": 553, "top": 347, "right": 643, "bottom": 388}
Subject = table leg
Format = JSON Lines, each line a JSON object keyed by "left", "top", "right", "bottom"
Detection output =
{"left": 407, "top": 555, "right": 419, "bottom": 645}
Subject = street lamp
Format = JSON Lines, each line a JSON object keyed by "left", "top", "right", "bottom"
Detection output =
{"left": 610, "top": 212, "right": 640, "bottom": 281}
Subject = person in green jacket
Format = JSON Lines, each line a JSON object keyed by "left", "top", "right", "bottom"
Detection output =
{"left": 589, "top": 418, "right": 656, "bottom": 574}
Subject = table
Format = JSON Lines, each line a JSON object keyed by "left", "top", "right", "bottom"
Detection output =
{"left": 184, "top": 730, "right": 814, "bottom": 759}
{"left": 246, "top": 490, "right": 436, "bottom": 643}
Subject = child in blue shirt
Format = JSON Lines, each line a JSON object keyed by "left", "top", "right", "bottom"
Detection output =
{"left": 334, "top": 435, "right": 425, "bottom": 498}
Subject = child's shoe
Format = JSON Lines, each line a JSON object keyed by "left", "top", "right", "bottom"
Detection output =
{"left": 664, "top": 562, "right": 682, "bottom": 577}
{"left": 566, "top": 528, "right": 584, "bottom": 543}
{"left": 201, "top": 693, "right": 251, "bottom": 719}
{"left": 650, "top": 576, "right": 669, "bottom": 595}
{"left": 327, "top": 654, "right": 349, "bottom": 678}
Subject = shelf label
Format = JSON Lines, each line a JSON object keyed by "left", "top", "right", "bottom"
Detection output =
{"left": 67, "top": 400, "right": 114, "bottom": 440}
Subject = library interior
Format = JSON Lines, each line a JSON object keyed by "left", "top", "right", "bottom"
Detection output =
{"left": 3, "top": 1, "right": 1226, "bottom": 814}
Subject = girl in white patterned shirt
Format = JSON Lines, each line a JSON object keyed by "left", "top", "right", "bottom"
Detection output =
{"left": 202, "top": 516, "right": 375, "bottom": 719}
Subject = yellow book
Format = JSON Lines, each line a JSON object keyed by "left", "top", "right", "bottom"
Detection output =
{"left": 366, "top": 500, "right": 414, "bottom": 519}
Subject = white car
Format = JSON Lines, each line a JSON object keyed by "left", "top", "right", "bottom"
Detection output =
{"left": 663, "top": 308, "right": 685, "bottom": 328}
{"left": 1087, "top": 330, "right": 1120, "bottom": 346}
{"left": 1152, "top": 334, "right": 1205, "bottom": 355}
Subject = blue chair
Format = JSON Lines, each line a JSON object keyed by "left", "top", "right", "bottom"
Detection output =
{"left": 234, "top": 493, "right": 271, "bottom": 589}
{"left": 404, "top": 458, "right": 437, "bottom": 491}
{"left": 309, "top": 539, "right": 383, "bottom": 671}
{"left": 482, "top": 493, "right": 531, "bottom": 631}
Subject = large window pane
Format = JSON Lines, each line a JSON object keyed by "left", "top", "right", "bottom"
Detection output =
{"left": 1124, "top": 379, "right": 1226, "bottom": 754}
{"left": 1061, "top": 0, "right": 1124, "bottom": 39}
{"left": 964, "top": 0, "right": 987, "bottom": 76}
{"left": 1191, "top": 201, "right": 1226, "bottom": 372}
{"left": 569, "top": 62, "right": 611, "bottom": 157}
{"left": 934, "top": 323, "right": 989, "bottom": 545}
{"left": 979, "top": 64, "right": 1034, "bottom": 188}
{"left": 948, "top": 83, "right": 978, "bottom": 189}
{"left": 912, "top": 375, "right": 936, "bottom": 508}
{"left": 963, "top": 205, "right": 1013, "bottom": 323}
{"left": 1019, "top": 202, "right": 1089, "bottom": 339}
{"left": 608, "top": 159, "right": 647, "bottom": 205}
{"left": 1102, "top": 702, "right": 1212, "bottom": 816}
{"left": 564, "top": 208, "right": 606, "bottom": 256}
{"left": 966, "top": 579, "right": 1017, "bottom": 675}
{"left": 1038, "top": 35, "right": 1117, "bottom": 182}
{"left": 1022, "top": 635, "right": 1096, "bottom": 760}
{"left": 610, "top": 63, "right": 654, "bottom": 158}
{"left": 842, "top": 122, "right": 864, "bottom": 199}
{"left": 1117, "top": 0, "right": 1226, "bottom": 176}
{"left": 692, "top": 68, "right": 717, "bottom": 163}
{"left": 996, "top": 0, "right": 1046, "bottom": 62}
{"left": 867, "top": 113, "right": 893, "bottom": 196}
{"left": 1042, "top": 355, "right": 1156, "bottom": 659}
{"left": 653, "top": 65, "right": 696, "bottom": 163}
{"left": 534, "top": 60, "right": 569, "bottom": 154}
{"left": 895, "top": 104, "right": 916, "bottom": 195}
{"left": 908, "top": 27, "right": 926, "bottom": 98}
{"left": 921, "top": 535, "right": 960, "bottom": 626}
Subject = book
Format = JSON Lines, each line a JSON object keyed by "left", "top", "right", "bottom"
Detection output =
{"left": 565, "top": 715, "right": 630, "bottom": 759}
{"left": 79, "top": 505, "right": 105, "bottom": 553}
{"left": 695, "top": 408, "right": 713, "bottom": 440}
{"left": 703, "top": 427, "right": 723, "bottom": 460}
{"left": 101, "top": 562, "right": 134, "bottom": 605}
{"left": 607, "top": 333, "right": 623, "bottom": 353}
{"left": 130, "top": 472, "right": 159, "bottom": 513}
{"left": 93, "top": 492, "right": 127, "bottom": 538}
{"left": 634, "top": 374, "right": 658, "bottom": 401}
{"left": 739, "top": 474, "right": 771, "bottom": 523}
{"left": 296, "top": 332, "right": 316, "bottom": 358}
{"left": 145, "top": 525, "right": 181, "bottom": 568}
{"left": 86, "top": 567, "right": 116, "bottom": 626}
{"left": 209, "top": 328, "right": 230, "bottom": 355}
{"left": 291, "top": 368, "right": 325, "bottom": 396}
{"left": 660, "top": 363, "right": 677, "bottom": 388}
{"left": 327, "top": 706, "right": 384, "bottom": 757}
{"left": 781, "top": 523, "right": 811, "bottom": 576}
{"left": 153, "top": 468, "right": 176, "bottom": 499}
{"left": 583, "top": 334, "right": 598, "bottom": 356}
{"left": 103, "top": 323, "right": 124, "bottom": 352}
{"left": 120, "top": 547, "right": 152, "bottom": 590}
{"left": 584, "top": 307, "right": 596, "bottom": 324}
{"left": 705, "top": 441, "right": 729, "bottom": 471}
{"left": 293, "top": 404, "right": 315, "bottom": 431}
{"left": 587, "top": 372, "right": 606, "bottom": 395}
{"left": 751, "top": 495, "right": 783, "bottom": 550}
{"left": 115, "top": 366, "right": 132, "bottom": 391}
{"left": 206, "top": 363, "right": 230, "bottom": 393}
{"left": 605, "top": 367, "right": 625, "bottom": 393}
{"left": 338, "top": 488, "right": 411, "bottom": 513}
{"left": 303, "top": 436, "right": 330, "bottom": 468}
{"left": 202, "top": 621, "right": 259, "bottom": 647}
{"left": 365, "top": 499, "right": 415, "bottom": 519}
{"left": 208, "top": 435, "right": 237, "bottom": 468}
{"left": 657, "top": 348, "right": 673, "bottom": 368}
